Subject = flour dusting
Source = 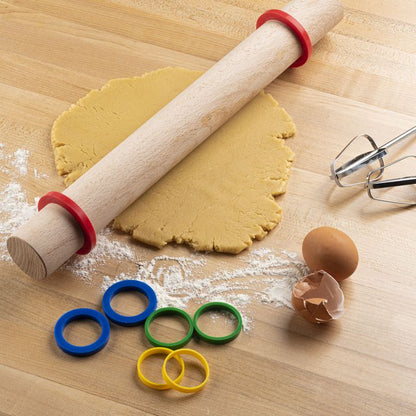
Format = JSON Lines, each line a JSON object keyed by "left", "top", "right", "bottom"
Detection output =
{"left": 0, "top": 182, "right": 39, "bottom": 261}
{"left": 1, "top": 144, "right": 308, "bottom": 331}
{"left": 12, "top": 149, "right": 30, "bottom": 176}
{"left": 0, "top": 144, "right": 39, "bottom": 261}
{"left": 101, "top": 249, "right": 307, "bottom": 331}
{"left": 0, "top": 146, "right": 31, "bottom": 176}
{"left": 64, "top": 228, "right": 136, "bottom": 279}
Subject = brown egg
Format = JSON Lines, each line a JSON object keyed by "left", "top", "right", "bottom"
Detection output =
{"left": 302, "top": 227, "right": 358, "bottom": 281}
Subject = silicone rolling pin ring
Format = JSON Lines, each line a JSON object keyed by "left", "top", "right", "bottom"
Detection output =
{"left": 102, "top": 280, "right": 157, "bottom": 326}
{"left": 162, "top": 348, "right": 210, "bottom": 393}
{"left": 145, "top": 307, "right": 194, "bottom": 349}
{"left": 54, "top": 308, "right": 110, "bottom": 357}
{"left": 137, "top": 347, "right": 185, "bottom": 390}
{"left": 256, "top": 9, "right": 312, "bottom": 68}
{"left": 193, "top": 302, "right": 242, "bottom": 344}
{"left": 38, "top": 191, "right": 96, "bottom": 255}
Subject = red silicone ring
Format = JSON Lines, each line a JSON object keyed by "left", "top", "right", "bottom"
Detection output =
{"left": 256, "top": 9, "right": 312, "bottom": 68}
{"left": 38, "top": 191, "right": 96, "bottom": 255}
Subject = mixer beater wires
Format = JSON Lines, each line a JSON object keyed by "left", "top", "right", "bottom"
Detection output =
{"left": 330, "top": 126, "right": 416, "bottom": 205}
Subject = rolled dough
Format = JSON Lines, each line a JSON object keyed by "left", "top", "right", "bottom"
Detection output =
{"left": 52, "top": 67, "right": 295, "bottom": 254}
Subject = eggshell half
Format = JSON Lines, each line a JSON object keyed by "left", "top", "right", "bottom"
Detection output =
{"left": 292, "top": 270, "right": 345, "bottom": 324}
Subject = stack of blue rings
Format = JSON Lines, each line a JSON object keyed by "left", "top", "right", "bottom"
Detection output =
{"left": 54, "top": 280, "right": 157, "bottom": 357}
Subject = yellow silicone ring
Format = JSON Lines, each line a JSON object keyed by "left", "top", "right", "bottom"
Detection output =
{"left": 137, "top": 347, "right": 185, "bottom": 390}
{"left": 162, "top": 348, "right": 210, "bottom": 393}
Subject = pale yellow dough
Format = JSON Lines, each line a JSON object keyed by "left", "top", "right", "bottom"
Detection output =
{"left": 52, "top": 67, "right": 295, "bottom": 254}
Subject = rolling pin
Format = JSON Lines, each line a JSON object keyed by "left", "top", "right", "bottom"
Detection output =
{"left": 7, "top": 0, "right": 343, "bottom": 279}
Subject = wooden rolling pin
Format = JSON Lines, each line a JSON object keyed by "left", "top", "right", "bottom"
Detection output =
{"left": 7, "top": 0, "right": 343, "bottom": 279}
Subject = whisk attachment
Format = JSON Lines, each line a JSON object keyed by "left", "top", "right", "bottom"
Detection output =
{"left": 330, "top": 126, "right": 416, "bottom": 205}
{"left": 366, "top": 155, "right": 416, "bottom": 205}
{"left": 330, "top": 133, "right": 385, "bottom": 187}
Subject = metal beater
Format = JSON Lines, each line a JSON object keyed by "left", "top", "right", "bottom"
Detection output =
{"left": 330, "top": 126, "right": 416, "bottom": 205}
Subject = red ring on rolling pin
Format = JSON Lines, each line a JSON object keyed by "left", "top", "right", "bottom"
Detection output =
{"left": 38, "top": 191, "right": 96, "bottom": 255}
{"left": 256, "top": 10, "right": 312, "bottom": 68}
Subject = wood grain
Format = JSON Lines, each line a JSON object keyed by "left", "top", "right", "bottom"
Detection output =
{"left": 0, "top": 1, "right": 415, "bottom": 415}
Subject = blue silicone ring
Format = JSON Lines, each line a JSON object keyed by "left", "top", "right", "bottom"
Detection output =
{"left": 54, "top": 308, "right": 110, "bottom": 357}
{"left": 102, "top": 280, "right": 157, "bottom": 326}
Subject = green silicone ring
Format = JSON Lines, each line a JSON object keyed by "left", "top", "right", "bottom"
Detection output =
{"left": 193, "top": 302, "right": 242, "bottom": 345}
{"left": 144, "top": 307, "right": 194, "bottom": 350}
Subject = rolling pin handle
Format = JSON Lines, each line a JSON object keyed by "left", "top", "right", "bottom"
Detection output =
{"left": 256, "top": 10, "right": 313, "bottom": 68}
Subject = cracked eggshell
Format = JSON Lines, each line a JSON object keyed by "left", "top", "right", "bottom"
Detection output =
{"left": 292, "top": 270, "right": 345, "bottom": 324}
{"left": 302, "top": 226, "right": 359, "bottom": 281}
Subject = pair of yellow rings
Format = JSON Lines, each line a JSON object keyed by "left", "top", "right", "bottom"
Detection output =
{"left": 137, "top": 347, "right": 210, "bottom": 393}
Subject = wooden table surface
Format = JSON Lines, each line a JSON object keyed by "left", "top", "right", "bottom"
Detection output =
{"left": 1, "top": 1, "right": 415, "bottom": 415}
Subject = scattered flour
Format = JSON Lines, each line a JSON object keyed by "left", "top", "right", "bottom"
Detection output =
{"left": 12, "top": 149, "right": 30, "bottom": 176}
{"left": 0, "top": 146, "right": 31, "bottom": 176}
{"left": 0, "top": 145, "right": 38, "bottom": 260}
{"left": 33, "top": 168, "right": 49, "bottom": 179}
{"left": 64, "top": 228, "right": 136, "bottom": 279}
{"left": 100, "top": 248, "right": 308, "bottom": 331}
{"left": 0, "top": 182, "right": 38, "bottom": 261}
{"left": 1, "top": 144, "right": 308, "bottom": 331}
